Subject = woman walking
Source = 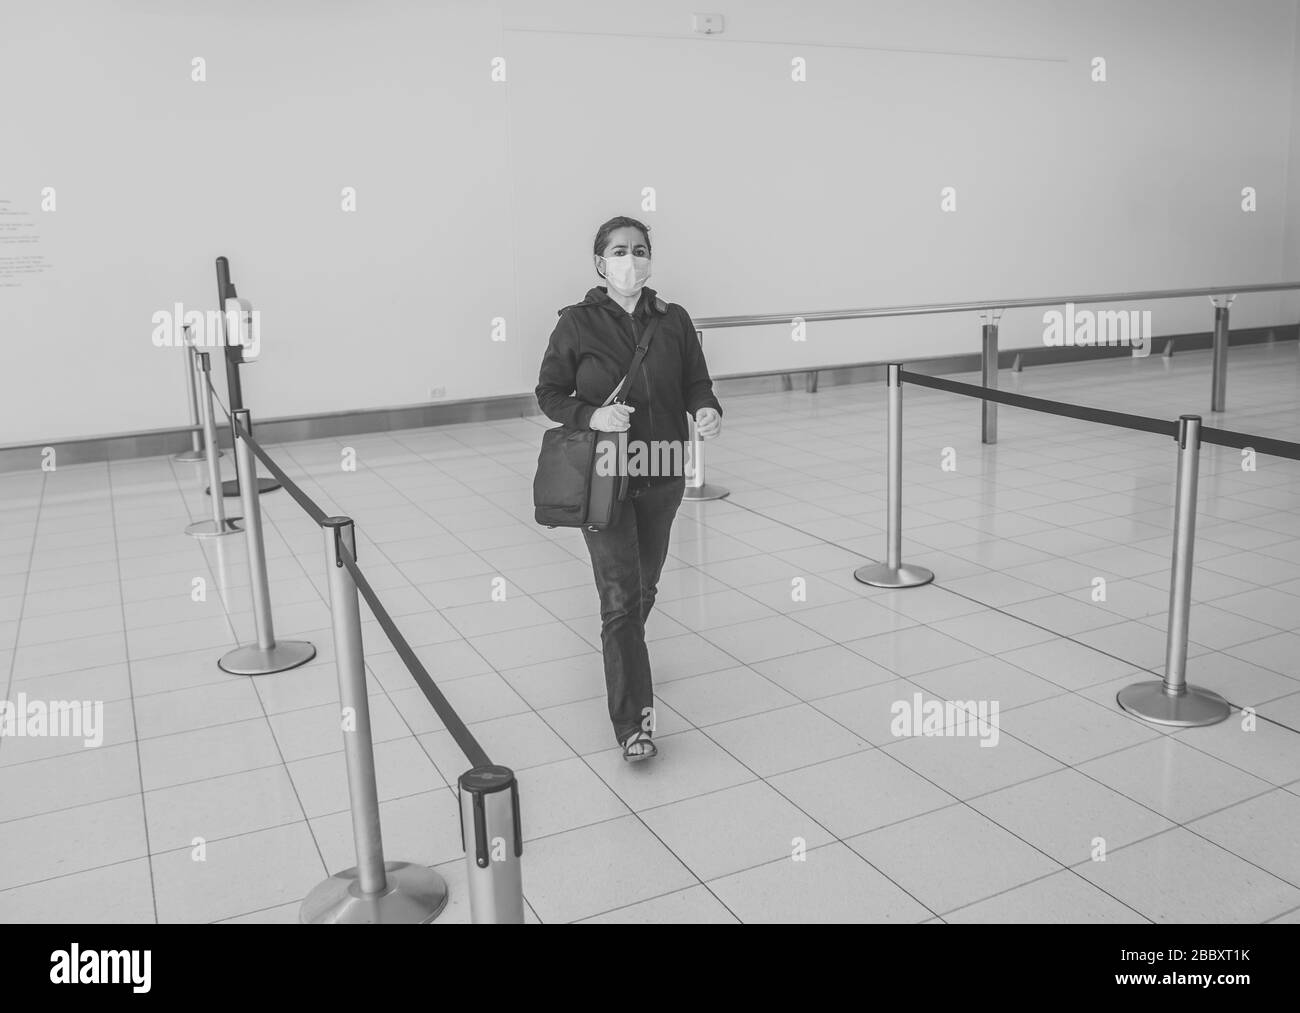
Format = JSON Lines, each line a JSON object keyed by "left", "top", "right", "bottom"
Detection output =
{"left": 535, "top": 216, "right": 723, "bottom": 761}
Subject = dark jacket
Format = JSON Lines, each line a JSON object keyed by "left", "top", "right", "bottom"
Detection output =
{"left": 535, "top": 285, "right": 723, "bottom": 492}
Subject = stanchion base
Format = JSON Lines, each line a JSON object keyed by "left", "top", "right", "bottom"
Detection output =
{"left": 207, "top": 477, "right": 281, "bottom": 498}
{"left": 300, "top": 862, "right": 449, "bottom": 925}
{"left": 173, "top": 449, "right": 211, "bottom": 462}
{"left": 1116, "top": 681, "right": 1231, "bottom": 727}
{"left": 683, "top": 483, "right": 730, "bottom": 502}
{"left": 854, "top": 562, "right": 935, "bottom": 588}
{"left": 185, "top": 518, "right": 243, "bottom": 538}
{"left": 218, "top": 639, "right": 316, "bottom": 676}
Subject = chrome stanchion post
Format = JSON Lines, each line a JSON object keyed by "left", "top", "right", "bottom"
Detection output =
{"left": 206, "top": 279, "right": 280, "bottom": 499}
{"left": 682, "top": 329, "right": 730, "bottom": 502}
{"left": 173, "top": 327, "right": 207, "bottom": 462}
{"left": 301, "top": 517, "right": 448, "bottom": 924}
{"left": 458, "top": 765, "right": 525, "bottom": 924}
{"left": 1209, "top": 294, "right": 1235, "bottom": 413}
{"left": 218, "top": 409, "right": 315, "bottom": 675}
{"left": 980, "top": 309, "right": 1002, "bottom": 444}
{"left": 855, "top": 364, "right": 934, "bottom": 588}
{"left": 1117, "top": 415, "right": 1230, "bottom": 726}
{"left": 185, "top": 353, "right": 241, "bottom": 538}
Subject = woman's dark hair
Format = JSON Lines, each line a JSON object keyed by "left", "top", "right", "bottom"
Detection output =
{"left": 593, "top": 216, "right": 651, "bottom": 278}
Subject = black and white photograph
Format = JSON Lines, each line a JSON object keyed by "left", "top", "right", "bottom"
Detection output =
{"left": 0, "top": 0, "right": 1297, "bottom": 974}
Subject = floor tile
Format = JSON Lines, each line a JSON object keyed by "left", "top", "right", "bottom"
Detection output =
{"left": 970, "top": 768, "right": 1175, "bottom": 865}
{"left": 150, "top": 821, "right": 325, "bottom": 923}
{"left": 1076, "top": 828, "right": 1300, "bottom": 923}
{"left": 769, "top": 749, "right": 957, "bottom": 838}
{"left": 847, "top": 803, "right": 1062, "bottom": 914}
{"left": 944, "top": 870, "right": 1148, "bottom": 923}
{"left": 517, "top": 815, "right": 696, "bottom": 923}
{"left": 1076, "top": 738, "right": 1274, "bottom": 824}
{"left": 707, "top": 842, "right": 933, "bottom": 923}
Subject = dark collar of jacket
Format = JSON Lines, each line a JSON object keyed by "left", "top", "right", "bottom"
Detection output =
{"left": 557, "top": 286, "right": 668, "bottom": 321}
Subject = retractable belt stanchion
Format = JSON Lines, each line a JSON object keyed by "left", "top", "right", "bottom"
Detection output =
{"left": 1209, "top": 294, "right": 1235, "bottom": 413}
{"left": 208, "top": 256, "right": 280, "bottom": 499}
{"left": 855, "top": 364, "right": 934, "bottom": 588}
{"left": 1117, "top": 415, "right": 1230, "bottom": 726}
{"left": 458, "top": 766, "right": 525, "bottom": 924}
{"left": 301, "top": 517, "right": 449, "bottom": 924}
{"left": 185, "top": 354, "right": 242, "bottom": 538}
{"left": 682, "top": 329, "right": 729, "bottom": 502}
{"left": 980, "top": 308, "right": 1003, "bottom": 444}
{"left": 217, "top": 409, "right": 316, "bottom": 676}
{"left": 173, "top": 326, "right": 209, "bottom": 463}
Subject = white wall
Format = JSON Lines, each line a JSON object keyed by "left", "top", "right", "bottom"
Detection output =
{"left": 1, "top": 0, "right": 516, "bottom": 443}
{"left": 2, "top": 0, "right": 1298, "bottom": 445}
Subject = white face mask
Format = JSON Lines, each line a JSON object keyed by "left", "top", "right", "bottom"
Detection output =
{"left": 601, "top": 253, "right": 651, "bottom": 296}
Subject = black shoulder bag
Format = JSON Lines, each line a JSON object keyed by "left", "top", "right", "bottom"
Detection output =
{"left": 533, "top": 314, "right": 661, "bottom": 531}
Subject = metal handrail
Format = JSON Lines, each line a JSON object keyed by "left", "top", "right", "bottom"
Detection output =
{"left": 687, "top": 279, "right": 1300, "bottom": 449}
{"left": 691, "top": 281, "right": 1300, "bottom": 329}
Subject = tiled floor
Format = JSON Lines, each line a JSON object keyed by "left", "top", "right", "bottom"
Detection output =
{"left": 1, "top": 341, "right": 1298, "bottom": 923}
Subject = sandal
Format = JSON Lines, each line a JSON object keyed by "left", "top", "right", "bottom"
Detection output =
{"left": 621, "top": 731, "right": 658, "bottom": 762}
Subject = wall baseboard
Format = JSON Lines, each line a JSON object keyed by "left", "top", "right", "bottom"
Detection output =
{"left": 2, "top": 324, "right": 1293, "bottom": 474}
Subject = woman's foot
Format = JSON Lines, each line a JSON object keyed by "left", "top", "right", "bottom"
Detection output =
{"left": 621, "top": 730, "right": 657, "bottom": 762}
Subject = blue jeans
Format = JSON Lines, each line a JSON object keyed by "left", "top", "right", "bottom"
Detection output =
{"left": 581, "top": 476, "right": 686, "bottom": 745}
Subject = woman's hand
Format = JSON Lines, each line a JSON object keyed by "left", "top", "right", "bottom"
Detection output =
{"left": 694, "top": 407, "right": 721, "bottom": 439}
{"left": 589, "top": 404, "right": 634, "bottom": 432}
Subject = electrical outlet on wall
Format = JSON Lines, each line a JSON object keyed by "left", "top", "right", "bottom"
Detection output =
{"left": 692, "top": 13, "right": 724, "bottom": 34}
{"left": 429, "top": 386, "right": 446, "bottom": 399}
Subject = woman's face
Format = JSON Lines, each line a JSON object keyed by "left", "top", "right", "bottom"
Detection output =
{"left": 595, "top": 227, "right": 650, "bottom": 279}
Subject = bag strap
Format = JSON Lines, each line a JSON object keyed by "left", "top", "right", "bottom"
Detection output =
{"left": 602, "top": 315, "right": 662, "bottom": 408}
